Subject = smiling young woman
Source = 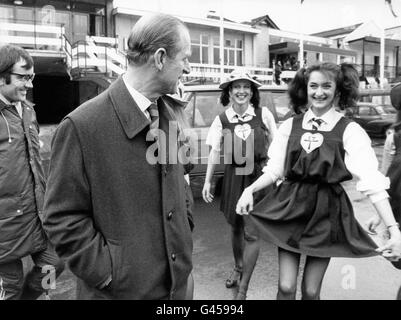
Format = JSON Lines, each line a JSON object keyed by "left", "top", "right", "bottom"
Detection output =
{"left": 202, "top": 69, "right": 277, "bottom": 299}
{"left": 235, "top": 62, "right": 401, "bottom": 300}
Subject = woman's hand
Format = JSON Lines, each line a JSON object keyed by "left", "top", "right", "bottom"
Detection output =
{"left": 202, "top": 182, "right": 214, "bottom": 203}
{"left": 366, "top": 214, "right": 382, "bottom": 235}
{"left": 376, "top": 228, "right": 401, "bottom": 261}
{"left": 236, "top": 188, "right": 254, "bottom": 215}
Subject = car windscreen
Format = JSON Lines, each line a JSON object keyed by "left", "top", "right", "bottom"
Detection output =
{"left": 186, "top": 91, "right": 226, "bottom": 128}
{"left": 260, "top": 91, "right": 291, "bottom": 122}
{"left": 184, "top": 89, "right": 291, "bottom": 127}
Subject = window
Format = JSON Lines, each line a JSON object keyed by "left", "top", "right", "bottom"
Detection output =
{"left": 191, "top": 34, "right": 209, "bottom": 64}
{"left": 236, "top": 51, "right": 243, "bottom": 66}
{"left": 192, "top": 92, "right": 225, "bottom": 128}
{"left": 191, "top": 47, "right": 201, "bottom": 65}
{"left": 213, "top": 48, "right": 220, "bottom": 65}
{"left": 259, "top": 91, "right": 291, "bottom": 122}
{"left": 224, "top": 37, "right": 243, "bottom": 67}
{"left": 358, "top": 106, "right": 371, "bottom": 116}
{"left": 202, "top": 47, "right": 208, "bottom": 64}
{"left": 183, "top": 93, "right": 195, "bottom": 127}
{"left": 369, "top": 107, "right": 379, "bottom": 115}
{"left": 0, "top": 6, "right": 14, "bottom": 21}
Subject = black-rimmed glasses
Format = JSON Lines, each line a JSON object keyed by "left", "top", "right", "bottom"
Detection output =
{"left": 10, "top": 72, "right": 35, "bottom": 82}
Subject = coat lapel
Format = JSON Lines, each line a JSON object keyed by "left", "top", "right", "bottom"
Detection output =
{"left": 108, "top": 76, "right": 150, "bottom": 139}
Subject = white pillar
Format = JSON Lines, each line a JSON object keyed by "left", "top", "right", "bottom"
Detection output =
{"left": 219, "top": 0, "right": 225, "bottom": 82}
{"left": 380, "top": 0, "right": 387, "bottom": 88}
{"left": 380, "top": 27, "right": 385, "bottom": 88}
{"left": 298, "top": 1, "right": 304, "bottom": 68}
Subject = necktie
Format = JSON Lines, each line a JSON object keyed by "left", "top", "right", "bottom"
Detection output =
{"left": 148, "top": 102, "right": 159, "bottom": 141}
{"left": 311, "top": 118, "right": 323, "bottom": 131}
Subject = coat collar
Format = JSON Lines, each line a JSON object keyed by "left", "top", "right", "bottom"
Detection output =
{"left": 108, "top": 76, "right": 176, "bottom": 139}
{"left": 0, "top": 97, "right": 34, "bottom": 112}
{"left": 108, "top": 76, "right": 151, "bottom": 139}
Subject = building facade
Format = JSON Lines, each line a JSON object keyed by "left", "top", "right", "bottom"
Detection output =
{"left": 3, "top": 1, "right": 395, "bottom": 124}
{"left": 313, "top": 21, "right": 401, "bottom": 84}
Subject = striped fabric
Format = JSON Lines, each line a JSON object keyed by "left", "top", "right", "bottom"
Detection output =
{"left": 311, "top": 118, "right": 323, "bottom": 131}
{"left": 148, "top": 102, "right": 159, "bottom": 140}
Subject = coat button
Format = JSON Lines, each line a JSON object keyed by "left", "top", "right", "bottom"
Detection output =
{"left": 171, "top": 253, "right": 176, "bottom": 261}
{"left": 167, "top": 210, "right": 174, "bottom": 220}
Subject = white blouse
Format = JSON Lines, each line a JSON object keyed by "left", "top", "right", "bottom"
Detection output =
{"left": 263, "top": 107, "right": 390, "bottom": 203}
{"left": 206, "top": 105, "right": 277, "bottom": 152}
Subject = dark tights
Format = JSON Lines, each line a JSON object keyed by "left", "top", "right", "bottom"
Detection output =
{"left": 231, "top": 217, "right": 260, "bottom": 296}
{"left": 231, "top": 219, "right": 245, "bottom": 271}
{"left": 277, "top": 247, "right": 330, "bottom": 300}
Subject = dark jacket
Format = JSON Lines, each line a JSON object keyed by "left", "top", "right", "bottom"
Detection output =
{"left": 43, "top": 77, "right": 193, "bottom": 300}
{"left": 0, "top": 100, "right": 47, "bottom": 264}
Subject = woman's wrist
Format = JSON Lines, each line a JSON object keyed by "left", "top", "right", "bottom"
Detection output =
{"left": 387, "top": 223, "right": 401, "bottom": 237}
{"left": 245, "top": 186, "right": 255, "bottom": 194}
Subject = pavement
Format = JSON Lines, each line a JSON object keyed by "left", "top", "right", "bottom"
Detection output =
{"left": 30, "top": 139, "right": 401, "bottom": 300}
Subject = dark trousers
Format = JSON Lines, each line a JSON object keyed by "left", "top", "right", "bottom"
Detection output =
{"left": 0, "top": 245, "right": 64, "bottom": 300}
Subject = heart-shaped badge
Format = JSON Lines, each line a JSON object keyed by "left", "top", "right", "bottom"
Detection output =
{"left": 234, "top": 123, "right": 252, "bottom": 141}
{"left": 300, "top": 132, "right": 324, "bottom": 153}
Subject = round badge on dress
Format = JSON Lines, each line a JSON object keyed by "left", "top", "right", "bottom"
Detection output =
{"left": 300, "top": 132, "right": 324, "bottom": 153}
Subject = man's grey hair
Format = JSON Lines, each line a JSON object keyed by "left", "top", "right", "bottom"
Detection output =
{"left": 126, "top": 13, "right": 188, "bottom": 66}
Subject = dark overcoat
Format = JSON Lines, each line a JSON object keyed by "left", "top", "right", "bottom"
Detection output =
{"left": 43, "top": 77, "right": 193, "bottom": 299}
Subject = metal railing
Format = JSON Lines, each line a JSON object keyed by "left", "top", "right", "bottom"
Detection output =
{"left": 0, "top": 18, "right": 66, "bottom": 51}
{"left": 70, "top": 37, "right": 127, "bottom": 79}
{"left": 355, "top": 63, "right": 401, "bottom": 81}
{"left": 62, "top": 33, "right": 72, "bottom": 70}
{"left": 183, "top": 63, "right": 274, "bottom": 85}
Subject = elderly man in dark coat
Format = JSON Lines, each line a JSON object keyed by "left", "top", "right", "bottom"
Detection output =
{"left": 43, "top": 13, "right": 193, "bottom": 300}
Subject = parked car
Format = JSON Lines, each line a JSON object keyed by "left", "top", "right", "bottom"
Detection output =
{"left": 359, "top": 87, "right": 392, "bottom": 104}
{"left": 344, "top": 102, "right": 396, "bottom": 137}
{"left": 182, "top": 84, "right": 290, "bottom": 198}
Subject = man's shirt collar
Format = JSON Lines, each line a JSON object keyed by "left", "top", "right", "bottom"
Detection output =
{"left": 122, "top": 73, "right": 153, "bottom": 114}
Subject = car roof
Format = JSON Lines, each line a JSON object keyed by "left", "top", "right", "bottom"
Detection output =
{"left": 359, "top": 88, "right": 391, "bottom": 96}
{"left": 357, "top": 102, "right": 391, "bottom": 107}
{"left": 183, "top": 84, "right": 288, "bottom": 92}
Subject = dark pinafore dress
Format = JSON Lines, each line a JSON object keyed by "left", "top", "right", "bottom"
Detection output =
{"left": 387, "top": 130, "right": 401, "bottom": 224}
{"left": 250, "top": 113, "right": 379, "bottom": 257}
{"left": 387, "top": 129, "right": 401, "bottom": 269}
{"left": 219, "top": 107, "right": 271, "bottom": 226}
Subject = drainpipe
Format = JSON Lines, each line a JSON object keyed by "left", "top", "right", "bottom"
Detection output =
{"left": 396, "top": 46, "right": 399, "bottom": 77}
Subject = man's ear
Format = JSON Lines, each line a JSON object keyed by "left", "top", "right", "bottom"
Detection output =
{"left": 153, "top": 48, "right": 167, "bottom": 71}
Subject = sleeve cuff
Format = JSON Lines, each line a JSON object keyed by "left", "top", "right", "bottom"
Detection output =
{"left": 367, "top": 190, "right": 389, "bottom": 203}
{"left": 262, "top": 166, "right": 279, "bottom": 183}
